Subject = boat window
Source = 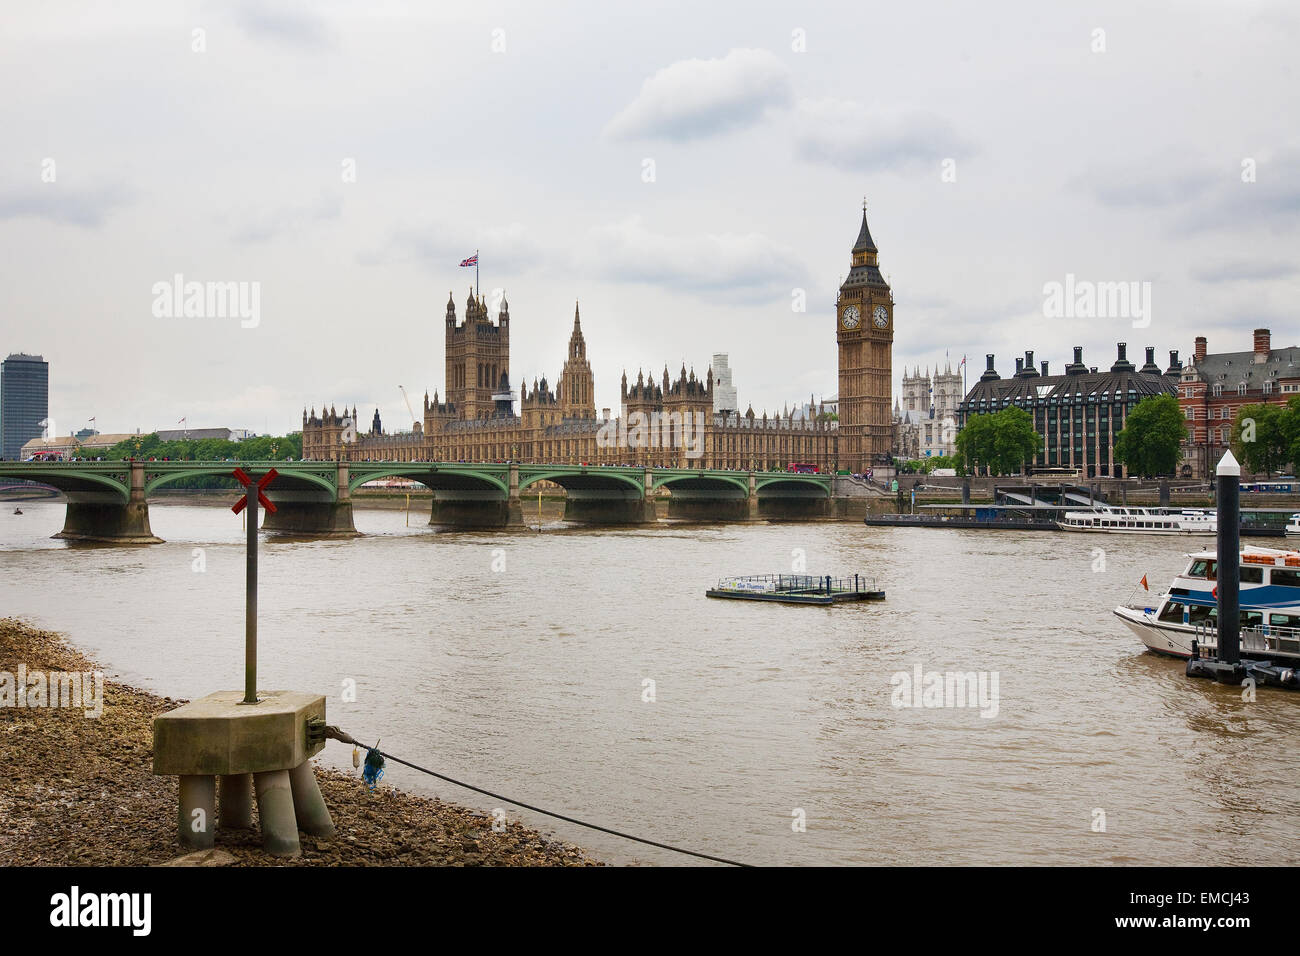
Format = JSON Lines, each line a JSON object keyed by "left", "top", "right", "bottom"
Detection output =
{"left": 1242, "top": 610, "right": 1264, "bottom": 627}
{"left": 1271, "top": 569, "right": 1300, "bottom": 588}
{"left": 1270, "top": 613, "right": 1300, "bottom": 627}
{"left": 1240, "top": 567, "right": 1264, "bottom": 584}
{"left": 1187, "top": 560, "right": 1216, "bottom": 578}
{"left": 1188, "top": 605, "right": 1217, "bottom": 624}
{"left": 1158, "top": 603, "right": 1186, "bottom": 623}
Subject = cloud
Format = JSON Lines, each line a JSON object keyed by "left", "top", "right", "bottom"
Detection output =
{"left": 1196, "top": 259, "right": 1299, "bottom": 283}
{"left": 231, "top": 1, "right": 335, "bottom": 49}
{"left": 231, "top": 193, "right": 342, "bottom": 243}
{"left": 0, "top": 183, "right": 132, "bottom": 228}
{"left": 604, "top": 48, "right": 793, "bottom": 142}
{"left": 584, "top": 216, "right": 805, "bottom": 299}
{"left": 359, "top": 221, "right": 545, "bottom": 277}
{"left": 794, "top": 98, "right": 973, "bottom": 172}
{"left": 1074, "top": 148, "right": 1300, "bottom": 235}
{"left": 1072, "top": 161, "right": 1219, "bottom": 208}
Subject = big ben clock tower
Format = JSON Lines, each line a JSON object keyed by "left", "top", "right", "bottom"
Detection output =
{"left": 836, "top": 203, "right": 893, "bottom": 473}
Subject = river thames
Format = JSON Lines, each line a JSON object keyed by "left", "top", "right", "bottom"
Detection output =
{"left": 3, "top": 500, "right": 1297, "bottom": 866}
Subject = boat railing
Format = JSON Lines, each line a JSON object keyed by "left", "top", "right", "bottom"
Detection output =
{"left": 1192, "top": 621, "right": 1300, "bottom": 659}
{"left": 715, "top": 573, "right": 877, "bottom": 594}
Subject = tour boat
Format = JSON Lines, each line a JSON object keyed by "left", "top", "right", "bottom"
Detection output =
{"left": 1113, "top": 547, "right": 1300, "bottom": 661}
{"left": 1285, "top": 513, "right": 1300, "bottom": 537}
{"left": 1057, "top": 506, "right": 1215, "bottom": 535}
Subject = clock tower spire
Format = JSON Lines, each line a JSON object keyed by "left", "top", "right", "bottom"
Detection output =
{"left": 836, "top": 202, "right": 893, "bottom": 473}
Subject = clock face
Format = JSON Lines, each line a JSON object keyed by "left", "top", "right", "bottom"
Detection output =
{"left": 842, "top": 305, "right": 860, "bottom": 329}
{"left": 873, "top": 305, "right": 889, "bottom": 328}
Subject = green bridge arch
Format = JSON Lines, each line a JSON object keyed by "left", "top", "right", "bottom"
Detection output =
{"left": 519, "top": 468, "right": 646, "bottom": 495}
{"left": 348, "top": 465, "right": 509, "bottom": 496}
{"left": 652, "top": 471, "right": 752, "bottom": 496}
{"left": 145, "top": 467, "right": 338, "bottom": 498}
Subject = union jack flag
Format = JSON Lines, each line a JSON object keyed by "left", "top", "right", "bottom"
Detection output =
{"left": 459, "top": 255, "right": 478, "bottom": 267}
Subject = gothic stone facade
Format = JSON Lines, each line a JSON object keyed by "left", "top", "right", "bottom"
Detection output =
{"left": 303, "top": 297, "right": 839, "bottom": 470}
{"left": 835, "top": 207, "right": 894, "bottom": 472}
{"left": 893, "top": 361, "right": 962, "bottom": 460}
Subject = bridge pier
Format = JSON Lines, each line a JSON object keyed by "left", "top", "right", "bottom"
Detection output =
{"left": 429, "top": 494, "right": 513, "bottom": 529}
{"left": 54, "top": 461, "right": 162, "bottom": 544}
{"left": 262, "top": 462, "right": 359, "bottom": 537}
{"left": 261, "top": 500, "right": 359, "bottom": 537}
{"left": 755, "top": 496, "right": 832, "bottom": 520}
{"left": 562, "top": 495, "right": 657, "bottom": 524}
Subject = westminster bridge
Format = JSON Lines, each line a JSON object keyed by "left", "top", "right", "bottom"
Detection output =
{"left": 0, "top": 459, "right": 838, "bottom": 543}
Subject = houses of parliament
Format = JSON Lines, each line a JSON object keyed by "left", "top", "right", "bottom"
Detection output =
{"left": 301, "top": 208, "right": 894, "bottom": 473}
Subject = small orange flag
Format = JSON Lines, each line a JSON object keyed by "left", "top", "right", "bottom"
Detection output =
{"left": 1140, "top": 574, "right": 1149, "bottom": 591}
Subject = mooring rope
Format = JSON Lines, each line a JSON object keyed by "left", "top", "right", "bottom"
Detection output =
{"left": 324, "top": 725, "right": 750, "bottom": 867}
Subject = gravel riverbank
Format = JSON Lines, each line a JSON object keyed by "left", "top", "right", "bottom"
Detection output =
{"left": 0, "top": 619, "right": 599, "bottom": 866}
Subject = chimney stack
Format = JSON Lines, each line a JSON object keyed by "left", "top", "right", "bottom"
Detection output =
{"left": 1111, "top": 342, "right": 1136, "bottom": 373}
{"left": 1067, "top": 346, "right": 1086, "bottom": 375}
{"left": 980, "top": 354, "right": 1000, "bottom": 382}
{"left": 1015, "top": 357, "right": 1024, "bottom": 374}
{"left": 1040, "top": 360, "right": 1049, "bottom": 376}
{"left": 1140, "top": 347, "right": 1162, "bottom": 374}
{"left": 1166, "top": 350, "right": 1182, "bottom": 377}
{"left": 1023, "top": 350, "right": 1037, "bottom": 376}
{"left": 1194, "top": 336, "right": 1208, "bottom": 362}
{"left": 1254, "top": 328, "right": 1271, "bottom": 363}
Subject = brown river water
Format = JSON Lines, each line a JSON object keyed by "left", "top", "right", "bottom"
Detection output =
{"left": 2, "top": 499, "right": 1297, "bottom": 866}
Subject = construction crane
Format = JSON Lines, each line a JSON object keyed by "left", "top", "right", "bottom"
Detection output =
{"left": 397, "top": 385, "right": 420, "bottom": 429}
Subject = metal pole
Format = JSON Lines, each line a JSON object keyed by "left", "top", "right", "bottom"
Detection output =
{"left": 244, "top": 480, "right": 258, "bottom": 704}
{"left": 1216, "top": 451, "right": 1241, "bottom": 664}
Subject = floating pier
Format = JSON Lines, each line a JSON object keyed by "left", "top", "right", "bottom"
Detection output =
{"left": 706, "top": 573, "right": 884, "bottom": 606}
{"left": 1185, "top": 451, "right": 1300, "bottom": 692}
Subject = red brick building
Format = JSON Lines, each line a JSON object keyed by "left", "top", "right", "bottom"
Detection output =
{"left": 1178, "top": 328, "right": 1300, "bottom": 478}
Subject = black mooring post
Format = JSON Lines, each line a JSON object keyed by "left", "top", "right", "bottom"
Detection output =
{"left": 245, "top": 479, "right": 258, "bottom": 704}
{"left": 1216, "top": 451, "right": 1240, "bottom": 664}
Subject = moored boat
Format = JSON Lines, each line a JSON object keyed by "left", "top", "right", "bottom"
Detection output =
{"left": 1114, "top": 547, "right": 1300, "bottom": 660}
{"left": 1059, "top": 506, "right": 1215, "bottom": 535}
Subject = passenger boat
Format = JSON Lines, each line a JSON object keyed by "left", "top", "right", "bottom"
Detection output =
{"left": 1285, "top": 513, "right": 1300, "bottom": 537}
{"left": 1113, "top": 547, "right": 1300, "bottom": 661}
{"left": 1058, "top": 506, "right": 1215, "bottom": 535}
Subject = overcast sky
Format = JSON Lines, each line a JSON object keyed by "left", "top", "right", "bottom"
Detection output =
{"left": 1, "top": 0, "right": 1297, "bottom": 438}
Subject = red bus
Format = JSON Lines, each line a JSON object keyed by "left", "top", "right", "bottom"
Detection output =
{"left": 787, "top": 462, "right": 820, "bottom": 474}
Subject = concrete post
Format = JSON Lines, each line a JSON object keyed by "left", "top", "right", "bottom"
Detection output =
{"left": 747, "top": 471, "right": 759, "bottom": 520}
{"left": 219, "top": 773, "right": 254, "bottom": 829}
{"left": 253, "top": 769, "right": 301, "bottom": 858}
{"left": 288, "top": 761, "right": 336, "bottom": 838}
{"left": 178, "top": 774, "right": 216, "bottom": 850}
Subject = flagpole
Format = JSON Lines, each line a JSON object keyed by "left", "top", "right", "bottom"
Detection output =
{"left": 476, "top": 248, "right": 479, "bottom": 298}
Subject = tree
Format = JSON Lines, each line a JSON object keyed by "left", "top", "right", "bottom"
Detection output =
{"left": 1113, "top": 393, "right": 1184, "bottom": 477}
{"left": 956, "top": 407, "right": 1039, "bottom": 475}
{"left": 1232, "top": 403, "right": 1287, "bottom": 477}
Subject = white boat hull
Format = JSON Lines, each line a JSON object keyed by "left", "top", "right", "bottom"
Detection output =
{"left": 1113, "top": 606, "right": 1198, "bottom": 658}
{"left": 1059, "top": 524, "right": 1211, "bottom": 535}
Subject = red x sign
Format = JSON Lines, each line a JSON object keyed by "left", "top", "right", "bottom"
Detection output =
{"left": 231, "top": 467, "right": 278, "bottom": 514}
